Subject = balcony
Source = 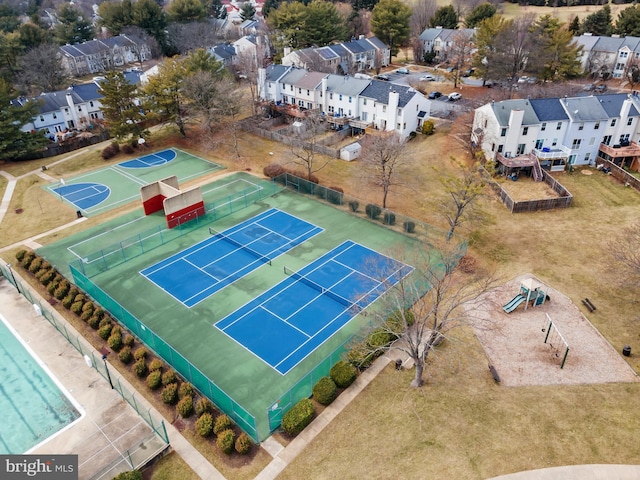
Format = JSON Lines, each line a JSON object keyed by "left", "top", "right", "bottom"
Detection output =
{"left": 532, "top": 145, "right": 571, "bottom": 159}
{"left": 324, "top": 114, "right": 351, "bottom": 126}
{"left": 598, "top": 141, "right": 640, "bottom": 158}
{"left": 349, "top": 117, "right": 373, "bottom": 130}
{"left": 271, "top": 103, "right": 310, "bottom": 118}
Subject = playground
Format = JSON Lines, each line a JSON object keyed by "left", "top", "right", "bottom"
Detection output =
{"left": 469, "top": 274, "right": 637, "bottom": 387}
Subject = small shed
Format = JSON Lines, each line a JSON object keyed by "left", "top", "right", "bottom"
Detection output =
{"left": 340, "top": 142, "right": 361, "bottom": 161}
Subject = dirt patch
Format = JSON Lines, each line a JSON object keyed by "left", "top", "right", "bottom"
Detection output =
{"left": 498, "top": 176, "right": 560, "bottom": 201}
{"left": 469, "top": 274, "right": 638, "bottom": 387}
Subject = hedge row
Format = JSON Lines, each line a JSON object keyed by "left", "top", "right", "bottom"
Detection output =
{"left": 13, "top": 249, "right": 254, "bottom": 456}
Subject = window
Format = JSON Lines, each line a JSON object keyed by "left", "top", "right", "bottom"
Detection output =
{"left": 594, "top": 122, "right": 600, "bottom": 130}
{"left": 541, "top": 122, "right": 546, "bottom": 131}
{"left": 611, "top": 119, "right": 617, "bottom": 126}
{"left": 500, "top": 128, "right": 507, "bottom": 137}
{"left": 620, "top": 133, "right": 630, "bottom": 142}
{"left": 397, "top": 123, "right": 401, "bottom": 130}
{"left": 556, "top": 122, "right": 562, "bottom": 130}
{"left": 89, "top": 101, "right": 94, "bottom": 108}
{"left": 590, "top": 137, "right": 595, "bottom": 145}
{"left": 603, "top": 135, "right": 612, "bottom": 145}
{"left": 535, "top": 139, "right": 543, "bottom": 149}
{"left": 363, "top": 98, "right": 367, "bottom": 105}
{"left": 484, "top": 119, "right": 488, "bottom": 128}
{"left": 64, "top": 108, "right": 69, "bottom": 113}
{"left": 491, "top": 143, "right": 495, "bottom": 151}
{"left": 307, "top": 90, "right": 310, "bottom": 95}
{"left": 307, "top": 102, "right": 312, "bottom": 109}
{"left": 628, "top": 118, "right": 633, "bottom": 126}
{"left": 283, "top": 95, "right": 288, "bottom": 103}
{"left": 403, "top": 122, "right": 406, "bottom": 129}
{"left": 620, "top": 51, "right": 628, "bottom": 58}
{"left": 578, "top": 122, "right": 584, "bottom": 131}
{"left": 290, "top": 85, "right": 293, "bottom": 91}
{"left": 523, "top": 126, "right": 528, "bottom": 135}
{"left": 382, "top": 105, "right": 386, "bottom": 112}
{"left": 268, "top": 82, "right": 272, "bottom": 88}
{"left": 497, "top": 145, "right": 504, "bottom": 153}
{"left": 348, "top": 96, "right": 352, "bottom": 103}
{"left": 584, "top": 152, "right": 591, "bottom": 162}
{"left": 52, "top": 113, "right": 57, "bottom": 119}
{"left": 397, "top": 108, "right": 401, "bottom": 115}
{"left": 298, "top": 88, "right": 301, "bottom": 94}
{"left": 329, "top": 93, "right": 333, "bottom": 100}
{"left": 78, "top": 106, "right": 82, "bottom": 112}
{"left": 320, "top": 91, "right": 323, "bottom": 97}
{"left": 328, "top": 105, "right": 334, "bottom": 113}
{"left": 298, "top": 100, "right": 304, "bottom": 107}
{"left": 339, "top": 94, "right": 343, "bottom": 101}
{"left": 362, "top": 112, "right": 368, "bottom": 121}
{"left": 571, "top": 138, "right": 581, "bottom": 149}
{"left": 39, "top": 115, "right": 44, "bottom": 122}
{"left": 616, "top": 62, "right": 625, "bottom": 71}
{"left": 517, "top": 144, "right": 526, "bottom": 155}
{"left": 552, "top": 138, "right": 557, "bottom": 146}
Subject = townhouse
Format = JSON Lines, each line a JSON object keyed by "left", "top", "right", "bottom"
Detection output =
{"left": 419, "top": 27, "right": 476, "bottom": 62}
{"left": 258, "top": 65, "right": 431, "bottom": 138}
{"left": 473, "top": 92, "right": 640, "bottom": 173}
{"left": 574, "top": 33, "right": 640, "bottom": 79}
{"left": 281, "top": 36, "right": 390, "bottom": 74}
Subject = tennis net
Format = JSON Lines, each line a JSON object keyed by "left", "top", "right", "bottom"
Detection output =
{"left": 283, "top": 266, "right": 359, "bottom": 309}
{"left": 209, "top": 227, "right": 272, "bottom": 266}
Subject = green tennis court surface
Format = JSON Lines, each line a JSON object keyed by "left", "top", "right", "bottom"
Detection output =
{"left": 44, "top": 148, "right": 223, "bottom": 216}
{"left": 39, "top": 173, "right": 427, "bottom": 441}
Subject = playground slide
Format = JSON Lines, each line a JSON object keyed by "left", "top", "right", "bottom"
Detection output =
{"left": 503, "top": 294, "right": 526, "bottom": 313}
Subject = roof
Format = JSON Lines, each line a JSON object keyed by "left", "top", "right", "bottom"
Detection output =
{"left": 593, "top": 93, "right": 640, "bottom": 117}
{"left": 69, "top": 83, "right": 102, "bottom": 102}
{"left": 295, "top": 71, "right": 327, "bottom": 90}
{"left": 342, "top": 39, "right": 368, "bottom": 54}
{"left": 561, "top": 96, "right": 609, "bottom": 122}
{"left": 573, "top": 34, "right": 599, "bottom": 53}
{"left": 419, "top": 27, "right": 449, "bottom": 42}
{"left": 490, "top": 99, "right": 539, "bottom": 126}
{"left": 365, "top": 36, "right": 386, "bottom": 50}
{"left": 316, "top": 46, "right": 339, "bottom": 60}
{"left": 359, "top": 81, "right": 420, "bottom": 108}
{"left": 591, "top": 36, "right": 625, "bottom": 53}
{"left": 324, "top": 74, "right": 370, "bottom": 96}
{"left": 264, "top": 64, "right": 290, "bottom": 81}
{"left": 529, "top": 98, "right": 569, "bottom": 122}
{"left": 328, "top": 44, "right": 348, "bottom": 58}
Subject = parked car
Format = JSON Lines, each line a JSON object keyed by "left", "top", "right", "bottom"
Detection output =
{"left": 397, "top": 67, "right": 410, "bottom": 74}
{"left": 376, "top": 74, "right": 390, "bottom": 81}
{"left": 448, "top": 92, "right": 462, "bottom": 101}
{"left": 595, "top": 84, "right": 607, "bottom": 93}
{"left": 583, "top": 83, "right": 594, "bottom": 91}
{"left": 428, "top": 91, "right": 442, "bottom": 99}
{"left": 420, "top": 74, "right": 436, "bottom": 81}
{"left": 462, "top": 68, "right": 475, "bottom": 77}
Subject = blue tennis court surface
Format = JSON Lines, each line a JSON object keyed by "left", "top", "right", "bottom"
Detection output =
{"left": 215, "top": 241, "right": 413, "bottom": 375}
{"left": 141, "top": 209, "right": 323, "bottom": 307}
{"left": 52, "top": 183, "right": 110, "bottom": 210}
{"left": 118, "top": 149, "right": 177, "bottom": 168}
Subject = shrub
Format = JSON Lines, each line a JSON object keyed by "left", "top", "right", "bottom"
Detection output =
{"left": 82, "top": 301, "right": 94, "bottom": 313}
{"left": 54, "top": 283, "right": 70, "bottom": 300}
{"left": 28, "top": 256, "right": 43, "bottom": 273}
{"left": 307, "top": 173, "right": 319, "bottom": 184}
{"left": 70, "top": 301, "right": 84, "bottom": 315}
{"left": 263, "top": 163, "right": 285, "bottom": 178}
{"left": 161, "top": 369, "right": 176, "bottom": 386}
{"left": 403, "top": 221, "right": 416, "bottom": 233}
{"left": 147, "top": 370, "right": 162, "bottom": 390}
{"left": 385, "top": 309, "right": 415, "bottom": 334}
{"left": 74, "top": 294, "right": 86, "bottom": 303}
{"left": 47, "top": 280, "right": 58, "bottom": 294}
{"left": 98, "top": 323, "right": 112, "bottom": 340}
{"left": 409, "top": 131, "right": 417, "bottom": 140}
{"left": 108, "top": 331, "right": 123, "bottom": 351}
{"left": 123, "top": 334, "right": 135, "bottom": 347}
{"left": 216, "top": 429, "right": 235, "bottom": 454}
{"left": 99, "top": 317, "right": 111, "bottom": 328}
{"left": 148, "top": 358, "right": 163, "bottom": 372}
{"left": 367, "top": 327, "right": 394, "bottom": 350}
{"left": 161, "top": 383, "right": 178, "bottom": 405}
{"left": 122, "top": 144, "right": 134, "bottom": 154}
{"left": 365, "top": 203, "right": 381, "bottom": 219}
{"left": 196, "top": 413, "right": 213, "bottom": 437}
{"left": 348, "top": 200, "right": 359, "bottom": 212}
{"left": 88, "top": 315, "right": 101, "bottom": 329}
{"left": 113, "top": 471, "right": 142, "bottom": 480}
{"left": 110, "top": 141, "right": 120, "bottom": 153}
{"left": 133, "top": 358, "right": 148, "bottom": 378}
{"left": 101, "top": 145, "right": 117, "bottom": 159}
{"left": 39, "top": 269, "right": 55, "bottom": 285}
{"left": 312, "top": 376, "right": 337, "bottom": 405}
{"left": 213, "top": 414, "right": 234, "bottom": 435}
{"left": 176, "top": 395, "right": 194, "bottom": 418}
{"left": 80, "top": 310, "right": 93, "bottom": 322}
{"left": 330, "top": 360, "right": 357, "bottom": 388}
{"left": 383, "top": 212, "right": 396, "bottom": 225}
{"left": 178, "top": 382, "right": 194, "bottom": 399}
{"left": 281, "top": 398, "right": 314, "bottom": 436}
{"left": 195, "top": 397, "right": 213, "bottom": 416}
{"left": 20, "top": 251, "right": 36, "bottom": 269}
{"left": 133, "top": 347, "right": 147, "bottom": 361}
{"left": 15, "top": 250, "right": 26, "bottom": 262}
{"left": 422, "top": 120, "right": 435, "bottom": 135}
{"left": 62, "top": 295, "right": 74, "bottom": 309}
{"left": 347, "top": 342, "right": 377, "bottom": 371}
{"left": 119, "top": 346, "right": 133, "bottom": 364}
{"left": 93, "top": 307, "right": 105, "bottom": 320}
{"left": 235, "top": 432, "right": 253, "bottom": 454}
{"left": 68, "top": 287, "right": 79, "bottom": 299}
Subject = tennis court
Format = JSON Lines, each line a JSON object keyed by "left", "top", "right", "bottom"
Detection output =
{"left": 46, "top": 148, "right": 223, "bottom": 216}
{"left": 141, "top": 208, "right": 322, "bottom": 307}
{"left": 216, "top": 240, "right": 413, "bottom": 374}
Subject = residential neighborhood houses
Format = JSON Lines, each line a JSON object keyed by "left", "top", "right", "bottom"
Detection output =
{"left": 473, "top": 92, "right": 640, "bottom": 174}
{"left": 258, "top": 65, "right": 431, "bottom": 138}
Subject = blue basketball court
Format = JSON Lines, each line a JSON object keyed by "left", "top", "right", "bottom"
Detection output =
{"left": 215, "top": 241, "right": 413, "bottom": 375}
{"left": 140, "top": 209, "right": 323, "bottom": 307}
{"left": 118, "top": 149, "right": 177, "bottom": 168}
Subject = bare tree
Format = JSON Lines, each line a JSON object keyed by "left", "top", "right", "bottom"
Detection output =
{"left": 17, "top": 44, "right": 68, "bottom": 94}
{"left": 217, "top": 78, "right": 246, "bottom": 164}
{"left": 182, "top": 70, "right": 223, "bottom": 134}
{"left": 166, "top": 21, "right": 221, "bottom": 54}
{"left": 235, "top": 40, "right": 269, "bottom": 115}
{"left": 608, "top": 222, "right": 640, "bottom": 295}
{"left": 360, "top": 132, "right": 409, "bottom": 209}
{"left": 439, "top": 158, "right": 486, "bottom": 241}
{"left": 122, "top": 26, "right": 162, "bottom": 63}
{"left": 360, "top": 244, "right": 500, "bottom": 387}
{"left": 624, "top": 57, "right": 640, "bottom": 90}
{"left": 447, "top": 29, "right": 475, "bottom": 88}
{"left": 289, "top": 111, "right": 331, "bottom": 180}
{"left": 410, "top": 0, "right": 437, "bottom": 37}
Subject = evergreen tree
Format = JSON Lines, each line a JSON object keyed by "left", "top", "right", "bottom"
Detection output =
{"left": 97, "top": 72, "right": 146, "bottom": 140}
{"left": 568, "top": 15, "right": 580, "bottom": 35}
{"left": 528, "top": 15, "right": 582, "bottom": 82}
{"left": 207, "top": 0, "right": 227, "bottom": 19}
{"left": 54, "top": 5, "right": 94, "bottom": 45}
{"left": 371, "top": 0, "right": 412, "bottom": 57}
{"left": 581, "top": 4, "right": 613, "bottom": 37}
{"left": 304, "top": 1, "right": 347, "bottom": 46}
{"left": 352, "top": 0, "right": 379, "bottom": 11}
{"left": 429, "top": 5, "right": 458, "bottom": 29}
{"left": 615, "top": 5, "right": 640, "bottom": 37}
{"left": 262, "top": 0, "right": 280, "bottom": 18}
{"left": 182, "top": 48, "right": 226, "bottom": 76}
{"left": 167, "top": 0, "right": 208, "bottom": 23}
{"left": 240, "top": 2, "right": 256, "bottom": 21}
{"left": 0, "top": 79, "right": 47, "bottom": 161}
{"left": 267, "top": 1, "right": 309, "bottom": 49}
{"left": 18, "top": 23, "right": 48, "bottom": 49}
{"left": 142, "top": 58, "right": 188, "bottom": 137}
{"left": 465, "top": 3, "right": 496, "bottom": 28}
{"left": 98, "top": 0, "right": 134, "bottom": 36}
{"left": 0, "top": 5, "right": 20, "bottom": 34}
{"left": 132, "top": 0, "right": 169, "bottom": 54}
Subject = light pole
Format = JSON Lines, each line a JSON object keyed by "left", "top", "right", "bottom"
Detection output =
{"left": 5, "top": 264, "right": 20, "bottom": 294}
{"left": 102, "top": 354, "right": 114, "bottom": 389}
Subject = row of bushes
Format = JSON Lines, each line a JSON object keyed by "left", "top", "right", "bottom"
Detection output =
{"left": 14, "top": 249, "right": 253, "bottom": 456}
{"left": 102, "top": 139, "right": 142, "bottom": 160}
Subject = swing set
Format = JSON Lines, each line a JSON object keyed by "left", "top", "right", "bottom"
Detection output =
{"left": 541, "top": 313, "right": 570, "bottom": 369}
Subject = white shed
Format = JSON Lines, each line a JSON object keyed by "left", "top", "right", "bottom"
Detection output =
{"left": 340, "top": 142, "right": 361, "bottom": 161}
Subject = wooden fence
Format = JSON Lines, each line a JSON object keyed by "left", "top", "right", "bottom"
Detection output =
{"left": 487, "top": 170, "right": 573, "bottom": 213}
{"left": 595, "top": 159, "right": 640, "bottom": 192}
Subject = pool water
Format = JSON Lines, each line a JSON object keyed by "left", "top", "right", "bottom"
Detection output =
{"left": 0, "top": 314, "right": 82, "bottom": 453}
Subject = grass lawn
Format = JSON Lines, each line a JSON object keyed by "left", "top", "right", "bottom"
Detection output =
{"left": 1, "top": 115, "right": 639, "bottom": 479}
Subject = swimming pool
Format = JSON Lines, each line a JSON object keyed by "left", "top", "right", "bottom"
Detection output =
{"left": 0, "top": 314, "right": 83, "bottom": 453}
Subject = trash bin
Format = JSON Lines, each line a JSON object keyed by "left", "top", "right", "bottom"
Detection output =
{"left": 622, "top": 345, "right": 631, "bottom": 357}
{"left": 76, "top": 210, "right": 83, "bottom": 218}
{"left": 395, "top": 359, "right": 402, "bottom": 370}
